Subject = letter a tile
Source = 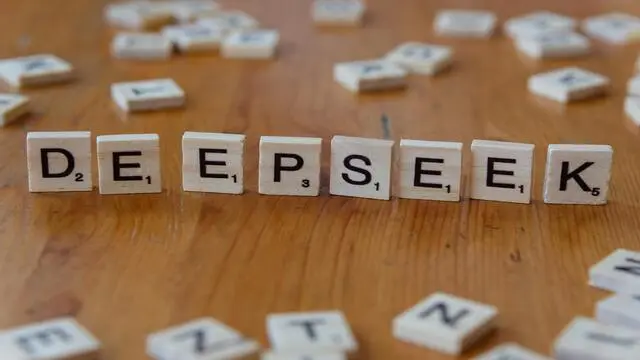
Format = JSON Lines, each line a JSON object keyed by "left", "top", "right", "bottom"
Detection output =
{"left": 589, "top": 249, "right": 640, "bottom": 294}
{"left": 470, "top": 140, "right": 535, "bottom": 204}
{"left": 393, "top": 292, "right": 498, "bottom": 355}
{"left": 27, "top": 132, "right": 92, "bottom": 192}
{"left": 543, "top": 144, "right": 613, "bottom": 205}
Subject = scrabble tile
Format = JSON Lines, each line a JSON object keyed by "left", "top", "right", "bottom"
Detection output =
{"left": 590, "top": 249, "right": 640, "bottom": 294}
{"left": 504, "top": 11, "right": 577, "bottom": 38}
{"left": 627, "top": 75, "right": 640, "bottom": 96}
{"left": 111, "top": 32, "right": 172, "bottom": 60}
{"left": 470, "top": 140, "right": 534, "bottom": 204}
{"left": 330, "top": 136, "right": 393, "bottom": 200}
{"left": 162, "top": 24, "right": 224, "bottom": 53}
{"left": 393, "top": 292, "right": 498, "bottom": 355}
{"left": 434, "top": 10, "right": 497, "bottom": 38}
{"left": 104, "top": 1, "right": 175, "bottom": 30}
{"left": 0, "top": 317, "right": 100, "bottom": 360}
{"left": 261, "top": 351, "right": 346, "bottom": 360}
{"left": 182, "top": 132, "right": 245, "bottom": 194}
{"left": 515, "top": 32, "right": 590, "bottom": 59}
{"left": 528, "top": 67, "right": 609, "bottom": 103}
{"left": 266, "top": 311, "right": 357, "bottom": 354}
{"left": 97, "top": 134, "right": 161, "bottom": 195}
{"left": 0, "top": 54, "right": 73, "bottom": 88}
{"left": 147, "top": 317, "right": 260, "bottom": 360}
{"left": 333, "top": 60, "right": 407, "bottom": 92}
{"left": 476, "top": 343, "right": 551, "bottom": 360}
{"left": 398, "top": 140, "right": 462, "bottom": 202}
{"left": 259, "top": 136, "right": 322, "bottom": 196}
{"left": 0, "top": 337, "right": 25, "bottom": 360}
{"left": 0, "top": 93, "right": 29, "bottom": 127}
{"left": 625, "top": 96, "right": 640, "bottom": 126}
{"left": 582, "top": 12, "right": 640, "bottom": 45}
{"left": 596, "top": 294, "right": 640, "bottom": 331}
{"left": 196, "top": 11, "right": 259, "bottom": 34}
{"left": 221, "top": 30, "right": 280, "bottom": 59}
{"left": 111, "top": 78, "right": 185, "bottom": 112}
{"left": 166, "top": 0, "right": 220, "bottom": 23}
{"left": 385, "top": 42, "right": 453, "bottom": 75}
{"left": 312, "top": 0, "right": 365, "bottom": 26}
{"left": 553, "top": 317, "right": 640, "bottom": 360}
{"left": 543, "top": 144, "right": 613, "bottom": 205}
{"left": 27, "top": 132, "right": 92, "bottom": 193}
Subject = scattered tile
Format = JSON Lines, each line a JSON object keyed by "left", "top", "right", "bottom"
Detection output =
{"left": 505, "top": 11, "right": 577, "bottom": 38}
{"left": 553, "top": 317, "right": 640, "bottom": 360}
{"left": 162, "top": 24, "right": 224, "bottom": 53}
{"left": 476, "top": 343, "right": 551, "bottom": 360}
{"left": 515, "top": 32, "right": 590, "bottom": 59}
{"left": 221, "top": 29, "right": 280, "bottom": 59}
{"left": 590, "top": 249, "right": 640, "bottom": 294}
{"left": 333, "top": 60, "right": 407, "bottom": 92}
{"left": 0, "top": 93, "right": 29, "bottom": 127}
{"left": 0, "top": 54, "right": 74, "bottom": 88}
{"left": 385, "top": 42, "right": 453, "bottom": 75}
{"left": 312, "top": 0, "right": 365, "bottom": 26}
{"left": 582, "top": 12, "right": 640, "bottom": 45}
{"left": 596, "top": 294, "right": 640, "bottom": 331}
{"left": 528, "top": 67, "right": 609, "bottom": 103}
{"left": 111, "top": 32, "right": 173, "bottom": 60}
{"left": 434, "top": 10, "right": 497, "bottom": 38}
{"left": 111, "top": 78, "right": 185, "bottom": 112}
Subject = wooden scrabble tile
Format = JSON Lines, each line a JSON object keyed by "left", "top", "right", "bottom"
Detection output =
{"left": 385, "top": 42, "right": 453, "bottom": 75}
{"left": 434, "top": 10, "right": 497, "bottom": 38}
{"left": 515, "top": 32, "right": 590, "bottom": 59}
{"left": 504, "top": 11, "right": 576, "bottom": 38}
{"left": 266, "top": 311, "right": 357, "bottom": 354}
{"left": 111, "top": 78, "right": 185, "bottom": 112}
{"left": 259, "top": 136, "right": 322, "bottom": 196}
{"left": 476, "top": 343, "right": 551, "bottom": 360}
{"left": 0, "top": 93, "right": 29, "bottom": 127}
{"left": 398, "top": 140, "right": 462, "bottom": 202}
{"left": 261, "top": 351, "right": 346, "bottom": 360}
{"left": 596, "top": 294, "right": 640, "bottom": 331}
{"left": 330, "top": 136, "right": 393, "bottom": 200}
{"left": 543, "top": 144, "right": 613, "bottom": 205}
{"left": 221, "top": 30, "right": 280, "bottom": 59}
{"left": 0, "top": 54, "right": 73, "bottom": 89}
{"left": 589, "top": 249, "right": 640, "bottom": 294}
{"left": 147, "top": 317, "right": 260, "bottom": 360}
{"left": 470, "top": 140, "right": 534, "bottom": 204}
{"left": 625, "top": 96, "right": 640, "bottom": 126}
{"left": 0, "top": 317, "right": 100, "bottom": 360}
{"left": 182, "top": 132, "right": 245, "bottom": 194}
{"left": 162, "top": 24, "right": 224, "bottom": 53}
{"left": 104, "top": 1, "right": 175, "bottom": 30}
{"left": 312, "top": 0, "right": 365, "bottom": 26}
{"left": 528, "top": 67, "right": 609, "bottom": 103}
{"left": 196, "top": 11, "right": 259, "bottom": 34}
{"left": 333, "top": 60, "right": 407, "bottom": 92}
{"left": 582, "top": 12, "right": 640, "bottom": 45}
{"left": 393, "top": 292, "right": 498, "bottom": 355}
{"left": 553, "top": 317, "right": 640, "bottom": 360}
{"left": 27, "top": 131, "right": 92, "bottom": 193}
{"left": 111, "top": 32, "right": 172, "bottom": 60}
{"left": 97, "top": 134, "right": 161, "bottom": 195}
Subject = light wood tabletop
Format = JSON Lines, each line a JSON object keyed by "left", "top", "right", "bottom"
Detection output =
{"left": 1, "top": 0, "right": 640, "bottom": 358}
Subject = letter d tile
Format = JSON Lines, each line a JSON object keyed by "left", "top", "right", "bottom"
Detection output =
{"left": 27, "top": 131, "right": 92, "bottom": 192}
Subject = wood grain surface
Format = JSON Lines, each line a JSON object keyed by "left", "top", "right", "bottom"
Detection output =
{"left": 0, "top": 0, "right": 639, "bottom": 358}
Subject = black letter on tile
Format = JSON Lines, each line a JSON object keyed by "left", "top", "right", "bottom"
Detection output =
{"left": 113, "top": 151, "right": 142, "bottom": 181}
{"left": 418, "top": 302, "right": 470, "bottom": 327}
{"left": 199, "top": 149, "right": 228, "bottom": 179}
{"left": 342, "top": 155, "right": 372, "bottom": 186}
{"left": 614, "top": 258, "right": 640, "bottom": 277}
{"left": 288, "top": 319, "right": 326, "bottom": 341}
{"left": 16, "top": 327, "right": 72, "bottom": 355}
{"left": 274, "top": 153, "right": 304, "bottom": 182}
{"left": 559, "top": 161, "right": 593, "bottom": 191}
{"left": 41, "top": 148, "right": 75, "bottom": 178}
{"left": 486, "top": 157, "right": 516, "bottom": 189}
{"left": 414, "top": 158, "right": 444, "bottom": 188}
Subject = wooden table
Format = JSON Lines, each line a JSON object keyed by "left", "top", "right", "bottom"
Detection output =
{"left": 1, "top": 0, "right": 639, "bottom": 358}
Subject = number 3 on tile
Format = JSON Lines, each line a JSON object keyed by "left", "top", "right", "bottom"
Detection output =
{"left": 302, "top": 179, "right": 310, "bottom": 188}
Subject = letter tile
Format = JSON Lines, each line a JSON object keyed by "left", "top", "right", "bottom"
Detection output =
{"left": 259, "top": 136, "right": 322, "bottom": 196}
{"left": 182, "top": 132, "right": 245, "bottom": 194}
{"left": 0, "top": 93, "right": 29, "bottom": 127}
{"left": 147, "top": 318, "right": 260, "bottom": 360}
{"left": 111, "top": 78, "right": 185, "bottom": 112}
{"left": 470, "top": 140, "right": 534, "bottom": 204}
{"left": 333, "top": 60, "right": 407, "bottom": 92}
{"left": 266, "top": 311, "right": 357, "bottom": 354}
{"left": 196, "top": 11, "right": 259, "bottom": 34}
{"left": 312, "top": 0, "right": 365, "bottom": 26}
{"left": 104, "top": 2, "right": 175, "bottom": 30}
{"left": 111, "top": 33, "right": 173, "bottom": 60}
{"left": 162, "top": 24, "right": 224, "bottom": 53}
{"left": 221, "top": 30, "right": 280, "bottom": 59}
{"left": 434, "top": 10, "right": 497, "bottom": 38}
{"left": 504, "top": 11, "right": 576, "bottom": 38}
{"left": 0, "top": 317, "right": 100, "bottom": 360}
{"left": 385, "top": 42, "right": 453, "bottom": 75}
{"left": 398, "top": 140, "right": 462, "bottom": 201}
{"left": 330, "top": 136, "right": 393, "bottom": 200}
{"left": 553, "top": 317, "right": 640, "bottom": 360}
{"left": 0, "top": 54, "right": 74, "bottom": 89}
{"left": 515, "top": 32, "right": 590, "bottom": 59}
{"left": 393, "top": 292, "right": 498, "bottom": 355}
{"left": 596, "top": 294, "right": 640, "bottom": 331}
{"left": 589, "top": 249, "right": 640, "bottom": 294}
{"left": 528, "top": 67, "right": 609, "bottom": 103}
{"left": 27, "top": 131, "right": 92, "bottom": 192}
{"left": 97, "top": 134, "right": 161, "bottom": 194}
{"left": 476, "top": 343, "right": 551, "bottom": 360}
{"left": 582, "top": 12, "right": 640, "bottom": 45}
{"left": 543, "top": 144, "right": 613, "bottom": 205}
